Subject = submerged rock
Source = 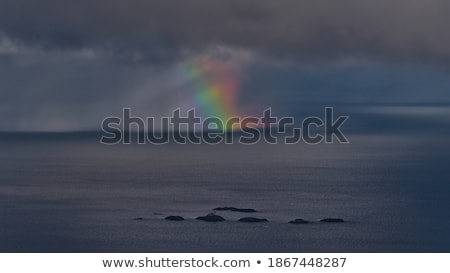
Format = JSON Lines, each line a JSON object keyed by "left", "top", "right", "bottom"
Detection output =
{"left": 196, "top": 213, "right": 226, "bottom": 222}
{"left": 320, "top": 218, "right": 345, "bottom": 223}
{"left": 213, "top": 207, "right": 257, "bottom": 213}
{"left": 289, "top": 219, "right": 309, "bottom": 224}
{"left": 238, "top": 217, "right": 268, "bottom": 223}
{"left": 165, "top": 216, "right": 185, "bottom": 221}
{"left": 133, "top": 217, "right": 144, "bottom": 221}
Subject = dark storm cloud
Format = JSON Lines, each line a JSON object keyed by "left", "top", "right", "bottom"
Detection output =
{"left": 1, "top": 0, "right": 450, "bottom": 64}
{"left": 2, "top": 0, "right": 450, "bottom": 132}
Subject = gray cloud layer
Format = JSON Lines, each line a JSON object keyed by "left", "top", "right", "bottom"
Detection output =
{"left": 1, "top": 0, "right": 450, "bottom": 131}
{"left": 1, "top": 0, "right": 450, "bottom": 64}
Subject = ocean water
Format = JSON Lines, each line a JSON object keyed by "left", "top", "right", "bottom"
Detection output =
{"left": 0, "top": 132, "right": 449, "bottom": 252}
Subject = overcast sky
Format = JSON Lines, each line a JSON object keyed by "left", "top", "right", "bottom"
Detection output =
{"left": 1, "top": 0, "right": 450, "bottom": 131}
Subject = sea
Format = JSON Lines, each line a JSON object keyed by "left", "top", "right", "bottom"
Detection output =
{"left": 0, "top": 128, "right": 449, "bottom": 252}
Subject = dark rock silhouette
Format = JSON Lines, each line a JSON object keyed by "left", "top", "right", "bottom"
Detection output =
{"left": 320, "top": 218, "right": 345, "bottom": 223}
{"left": 133, "top": 217, "right": 144, "bottom": 221}
{"left": 238, "top": 217, "right": 268, "bottom": 223}
{"left": 289, "top": 219, "right": 309, "bottom": 224}
{"left": 196, "top": 213, "right": 225, "bottom": 222}
{"left": 213, "top": 207, "right": 257, "bottom": 213}
{"left": 165, "top": 216, "right": 185, "bottom": 221}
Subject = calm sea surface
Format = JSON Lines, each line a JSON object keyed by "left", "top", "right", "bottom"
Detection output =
{"left": 0, "top": 132, "right": 449, "bottom": 252}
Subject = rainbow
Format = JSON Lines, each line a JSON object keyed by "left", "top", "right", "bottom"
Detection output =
{"left": 180, "top": 56, "right": 245, "bottom": 130}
